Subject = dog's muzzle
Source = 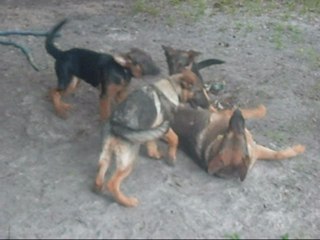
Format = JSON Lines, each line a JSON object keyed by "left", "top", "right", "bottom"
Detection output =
{"left": 189, "top": 89, "right": 211, "bottom": 109}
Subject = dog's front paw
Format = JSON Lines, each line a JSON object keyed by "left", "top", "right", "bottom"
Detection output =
{"left": 166, "top": 151, "right": 177, "bottom": 166}
{"left": 257, "top": 104, "right": 267, "bottom": 118}
{"left": 56, "top": 103, "right": 72, "bottom": 119}
{"left": 292, "top": 144, "right": 306, "bottom": 154}
{"left": 148, "top": 149, "right": 163, "bottom": 159}
{"left": 146, "top": 141, "right": 163, "bottom": 159}
{"left": 121, "top": 197, "right": 139, "bottom": 207}
{"left": 94, "top": 181, "right": 103, "bottom": 192}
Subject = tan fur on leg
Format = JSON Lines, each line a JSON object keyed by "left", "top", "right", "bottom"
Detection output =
{"left": 50, "top": 88, "right": 72, "bottom": 118}
{"left": 107, "top": 164, "right": 139, "bottom": 207}
{"left": 164, "top": 128, "right": 179, "bottom": 164}
{"left": 95, "top": 138, "right": 112, "bottom": 190}
{"left": 64, "top": 77, "right": 80, "bottom": 96}
{"left": 254, "top": 144, "right": 305, "bottom": 160}
{"left": 100, "top": 83, "right": 126, "bottom": 121}
{"left": 115, "top": 85, "right": 129, "bottom": 104}
{"left": 99, "top": 97, "right": 110, "bottom": 121}
{"left": 146, "top": 140, "right": 162, "bottom": 159}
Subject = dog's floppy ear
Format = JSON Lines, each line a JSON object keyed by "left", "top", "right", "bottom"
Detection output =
{"left": 207, "top": 155, "right": 224, "bottom": 175}
{"left": 113, "top": 54, "right": 129, "bottom": 67}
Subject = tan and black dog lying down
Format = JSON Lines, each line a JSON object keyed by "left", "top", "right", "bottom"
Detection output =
{"left": 171, "top": 105, "right": 305, "bottom": 180}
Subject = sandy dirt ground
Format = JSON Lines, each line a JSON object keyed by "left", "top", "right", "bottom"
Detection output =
{"left": 0, "top": 0, "right": 319, "bottom": 238}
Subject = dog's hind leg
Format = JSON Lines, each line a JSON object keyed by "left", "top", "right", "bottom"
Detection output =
{"left": 64, "top": 76, "right": 80, "bottom": 96}
{"left": 95, "top": 137, "right": 112, "bottom": 191}
{"left": 107, "top": 164, "right": 138, "bottom": 207}
{"left": 50, "top": 63, "right": 74, "bottom": 118}
{"left": 253, "top": 144, "right": 305, "bottom": 161}
{"left": 146, "top": 140, "right": 162, "bottom": 159}
{"left": 164, "top": 128, "right": 179, "bottom": 165}
{"left": 99, "top": 83, "right": 123, "bottom": 121}
{"left": 99, "top": 96, "right": 110, "bottom": 121}
{"left": 50, "top": 89, "right": 72, "bottom": 118}
{"left": 114, "top": 84, "right": 129, "bottom": 104}
{"left": 107, "top": 141, "right": 140, "bottom": 207}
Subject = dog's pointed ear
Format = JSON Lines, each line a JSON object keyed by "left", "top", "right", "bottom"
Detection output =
{"left": 188, "top": 50, "right": 201, "bottom": 58}
{"left": 238, "top": 159, "right": 249, "bottom": 181}
{"left": 113, "top": 54, "right": 129, "bottom": 67}
{"left": 207, "top": 155, "right": 224, "bottom": 175}
{"left": 162, "top": 45, "right": 174, "bottom": 54}
{"left": 239, "top": 153, "right": 251, "bottom": 181}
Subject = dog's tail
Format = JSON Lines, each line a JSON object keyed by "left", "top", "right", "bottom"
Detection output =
{"left": 196, "top": 59, "right": 225, "bottom": 70}
{"left": 111, "top": 121, "right": 170, "bottom": 143}
{"left": 45, "top": 18, "right": 69, "bottom": 59}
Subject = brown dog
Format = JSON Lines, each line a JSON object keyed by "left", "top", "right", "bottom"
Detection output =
{"left": 171, "top": 105, "right": 305, "bottom": 180}
{"left": 162, "top": 45, "right": 225, "bottom": 111}
{"left": 95, "top": 67, "right": 207, "bottom": 207}
{"left": 162, "top": 45, "right": 224, "bottom": 83}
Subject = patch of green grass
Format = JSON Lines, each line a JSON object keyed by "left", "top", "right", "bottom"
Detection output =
{"left": 298, "top": 47, "right": 320, "bottom": 69}
{"left": 225, "top": 233, "right": 241, "bottom": 240}
{"left": 165, "top": 0, "right": 209, "bottom": 23}
{"left": 218, "top": 26, "right": 228, "bottom": 33}
{"left": 271, "top": 22, "right": 304, "bottom": 49}
{"left": 287, "top": 24, "right": 303, "bottom": 43}
{"left": 212, "top": 0, "right": 279, "bottom": 16}
{"left": 187, "top": 0, "right": 207, "bottom": 21}
{"left": 211, "top": 0, "right": 319, "bottom": 17}
{"left": 265, "top": 130, "right": 287, "bottom": 144}
{"left": 234, "top": 21, "right": 244, "bottom": 31}
{"left": 212, "top": 0, "right": 238, "bottom": 14}
{"left": 233, "top": 21, "right": 255, "bottom": 37}
{"left": 299, "top": 0, "right": 320, "bottom": 14}
{"left": 165, "top": 15, "right": 176, "bottom": 27}
{"left": 169, "top": 0, "right": 184, "bottom": 6}
{"left": 271, "top": 31, "right": 284, "bottom": 49}
{"left": 281, "top": 233, "right": 289, "bottom": 240}
{"left": 307, "top": 79, "right": 320, "bottom": 100}
{"left": 132, "top": 0, "right": 160, "bottom": 16}
{"left": 243, "top": 0, "right": 265, "bottom": 16}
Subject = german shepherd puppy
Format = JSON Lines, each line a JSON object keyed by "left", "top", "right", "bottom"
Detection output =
{"left": 95, "top": 67, "right": 205, "bottom": 207}
{"left": 162, "top": 45, "right": 224, "bottom": 83}
{"left": 171, "top": 105, "right": 305, "bottom": 180}
{"left": 45, "top": 18, "right": 160, "bottom": 120}
{"left": 162, "top": 45, "right": 224, "bottom": 110}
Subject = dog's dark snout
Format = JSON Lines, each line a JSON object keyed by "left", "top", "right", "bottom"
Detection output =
{"left": 189, "top": 88, "right": 211, "bottom": 109}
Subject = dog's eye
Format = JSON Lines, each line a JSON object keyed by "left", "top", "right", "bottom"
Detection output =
{"left": 182, "top": 82, "right": 193, "bottom": 89}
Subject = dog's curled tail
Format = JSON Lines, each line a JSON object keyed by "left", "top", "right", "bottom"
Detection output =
{"left": 112, "top": 121, "right": 170, "bottom": 143}
{"left": 196, "top": 58, "right": 225, "bottom": 70}
{"left": 45, "top": 18, "right": 69, "bottom": 59}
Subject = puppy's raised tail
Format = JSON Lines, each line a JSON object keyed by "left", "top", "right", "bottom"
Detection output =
{"left": 45, "top": 18, "right": 69, "bottom": 59}
{"left": 111, "top": 121, "right": 170, "bottom": 143}
{"left": 196, "top": 58, "right": 225, "bottom": 70}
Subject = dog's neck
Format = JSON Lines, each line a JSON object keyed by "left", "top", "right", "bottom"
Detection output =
{"left": 153, "top": 74, "right": 183, "bottom": 106}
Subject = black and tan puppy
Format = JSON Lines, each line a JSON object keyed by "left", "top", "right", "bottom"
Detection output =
{"left": 171, "top": 105, "right": 305, "bottom": 180}
{"left": 95, "top": 67, "right": 206, "bottom": 207}
{"left": 45, "top": 18, "right": 160, "bottom": 120}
